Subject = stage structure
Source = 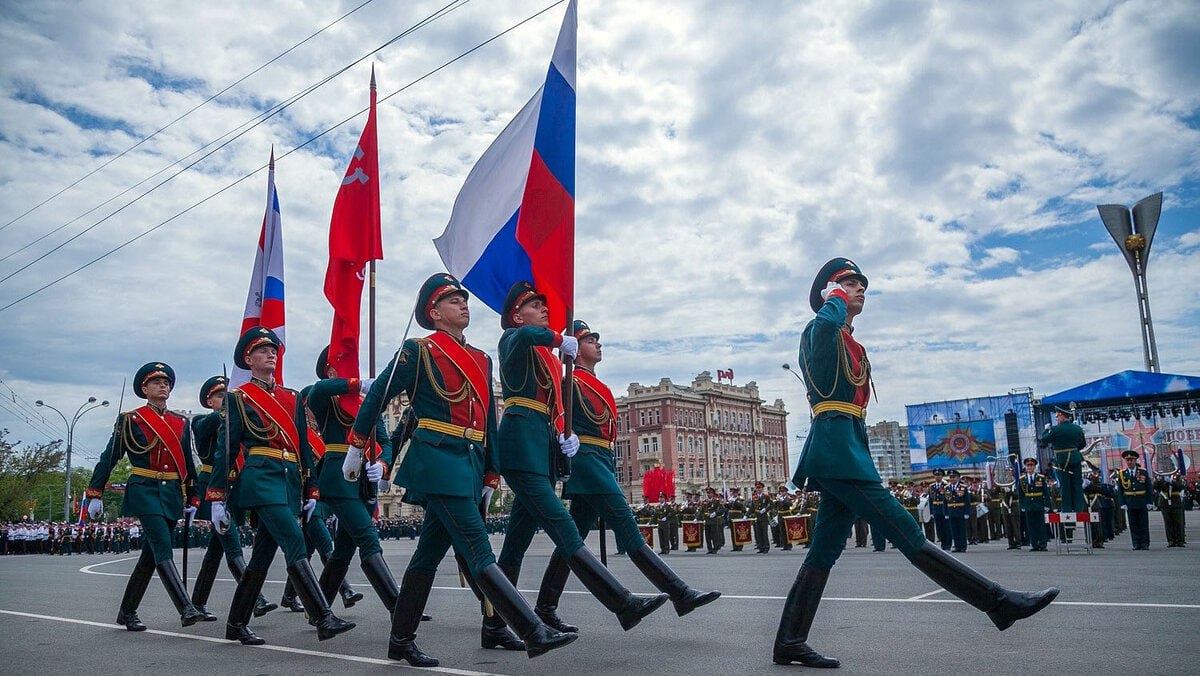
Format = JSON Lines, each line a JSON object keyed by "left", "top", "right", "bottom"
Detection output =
{"left": 1039, "top": 370, "right": 1200, "bottom": 479}
{"left": 906, "top": 391, "right": 1037, "bottom": 476}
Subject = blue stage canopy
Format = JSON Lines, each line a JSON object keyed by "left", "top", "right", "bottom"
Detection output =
{"left": 1042, "top": 370, "right": 1200, "bottom": 406}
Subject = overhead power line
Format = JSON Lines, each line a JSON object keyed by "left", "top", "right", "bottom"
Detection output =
{"left": 0, "top": 0, "right": 565, "bottom": 314}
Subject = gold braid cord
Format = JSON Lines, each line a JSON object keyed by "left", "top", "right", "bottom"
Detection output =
{"left": 799, "top": 329, "right": 873, "bottom": 399}
{"left": 420, "top": 340, "right": 469, "bottom": 404}
{"left": 575, "top": 382, "right": 609, "bottom": 426}
{"left": 121, "top": 413, "right": 153, "bottom": 456}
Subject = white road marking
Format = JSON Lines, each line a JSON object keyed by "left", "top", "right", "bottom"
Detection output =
{"left": 0, "top": 609, "right": 507, "bottom": 675}
{"left": 907, "top": 589, "right": 946, "bottom": 600}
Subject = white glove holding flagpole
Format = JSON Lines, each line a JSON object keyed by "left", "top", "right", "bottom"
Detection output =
{"left": 559, "top": 335, "right": 579, "bottom": 359}
{"left": 343, "top": 445, "right": 364, "bottom": 481}
{"left": 558, "top": 433, "right": 579, "bottom": 458}
{"left": 359, "top": 377, "right": 376, "bottom": 394}
{"left": 365, "top": 461, "right": 385, "bottom": 482}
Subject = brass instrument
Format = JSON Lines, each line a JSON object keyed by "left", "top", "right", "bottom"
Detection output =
{"left": 987, "top": 453, "right": 1018, "bottom": 488}
{"left": 1080, "top": 438, "right": 1106, "bottom": 470}
{"left": 1152, "top": 443, "right": 1180, "bottom": 478}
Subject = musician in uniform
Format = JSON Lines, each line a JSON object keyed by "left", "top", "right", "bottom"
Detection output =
{"left": 1042, "top": 407, "right": 1086, "bottom": 513}
{"left": 945, "top": 469, "right": 971, "bottom": 553}
{"left": 1154, "top": 471, "right": 1186, "bottom": 547}
{"left": 530, "top": 320, "right": 719, "bottom": 635}
{"left": 1116, "top": 450, "right": 1153, "bottom": 550}
{"left": 751, "top": 482, "right": 772, "bottom": 553}
{"left": 726, "top": 487, "right": 747, "bottom": 552}
{"left": 494, "top": 282, "right": 669, "bottom": 634}
{"left": 85, "top": 362, "right": 205, "bottom": 631}
{"left": 774, "top": 486, "right": 795, "bottom": 551}
{"left": 351, "top": 274, "right": 576, "bottom": 665}
{"left": 703, "top": 487, "right": 725, "bottom": 553}
{"left": 209, "top": 327, "right": 356, "bottom": 645}
{"left": 929, "top": 469, "right": 950, "bottom": 550}
{"left": 1000, "top": 479, "right": 1022, "bottom": 550}
{"left": 189, "top": 375, "right": 277, "bottom": 621}
{"left": 1083, "top": 470, "right": 1110, "bottom": 548}
{"left": 655, "top": 492, "right": 672, "bottom": 555}
{"left": 680, "top": 492, "right": 702, "bottom": 552}
{"left": 1017, "top": 458, "right": 1050, "bottom": 551}
{"left": 304, "top": 347, "right": 397, "bottom": 612}
{"left": 774, "top": 258, "right": 1057, "bottom": 668}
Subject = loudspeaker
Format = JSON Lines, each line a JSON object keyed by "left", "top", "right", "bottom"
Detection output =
{"left": 1004, "top": 411, "right": 1021, "bottom": 457}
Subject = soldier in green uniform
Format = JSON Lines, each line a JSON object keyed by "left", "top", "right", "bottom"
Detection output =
{"left": 494, "top": 282, "right": 669, "bottom": 633}
{"left": 1017, "top": 458, "right": 1050, "bottom": 551}
{"left": 1116, "top": 450, "right": 1153, "bottom": 550}
{"left": 774, "top": 486, "right": 795, "bottom": 551}
{"left": 1154, "top": 471, "right": 1187, "bottom": 547}
{"left": 680, "top": 492, "right": 702, "bottom": 552}
{"left": 209, "top": 327, "right": 355, "bottom": 646}
{"left": 530, "top": 320, "right": 720, "bottom": 634}
{"left": 85, "top": 362, "right": 205, "bottom": 631}
{"left": 351, "top": 274, "right": 576, "bottom": 665}
{"left": 945, "top": 469, "right": 971, "bottom": 553}
{"left": 725, "top": 488, "right": 748, "bottom": 551}
{"left": 774, "top": 258, "right": 1058, "bottom": 669}
{"left": 702, "top": 487, "right": 725, "bottom": 553}
{"left": 189, "top": 375, "right": 278, "bottom": 621}
{"left": 302, "top": 348, "right": 395, "bottom": 611}
{"left": 751, "top": 482, "right": 772, "bottom": 554}
{"left": 1041, "top": 407, "right": 1086, "bottom": 513}
{"left": 655, "top": 492, "right": 672, "bottom": 555}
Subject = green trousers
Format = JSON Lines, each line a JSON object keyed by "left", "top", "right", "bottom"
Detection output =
{"left": 498, "top": 469, "right": 586, "bottom": 570}
{"left": 555, "top": 492, "right": 645, "bottom": 554}
{"left": 406, "top": 494, "right": 497, "bottom": 578}
{"left": 804, "top": 478, "right": 926, "bottom": 571}
{"left": 325, "top": 497, "right": 382, "bottom": 564}
{"left": 134, "top": 514, "right": 175, "bottom": 565}
{"left": 244, "top": 505, "right": 307, "bottom": 573}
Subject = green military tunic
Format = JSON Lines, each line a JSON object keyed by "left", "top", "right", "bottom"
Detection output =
{"left": 88, "top": 405, "right": 196, "bottom": 522}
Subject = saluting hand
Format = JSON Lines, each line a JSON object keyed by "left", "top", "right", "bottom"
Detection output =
{"left": 820, "top": 281, "right": 847, "bottom": 301}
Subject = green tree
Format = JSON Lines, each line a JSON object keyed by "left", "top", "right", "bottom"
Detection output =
{"left": 0, "top": 429, "right": 66, "bottom": 521}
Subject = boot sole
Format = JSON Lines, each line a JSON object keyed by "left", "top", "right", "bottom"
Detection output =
{"left": 988, "top": 588, "right": 1060, "bottom": 631}
{"left": 526, "top": 632, "right": 578, "bottom": 658}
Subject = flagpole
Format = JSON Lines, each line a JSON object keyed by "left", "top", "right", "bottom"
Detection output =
{"left": 369, "top": 260, "right": 376, "bottom": 377}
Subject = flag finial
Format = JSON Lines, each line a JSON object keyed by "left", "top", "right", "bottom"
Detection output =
{"left": 370, "top": 63, "right": 376, "bottom": 90}
{"left": 269, "top": 145, "right": 275, "bottom": 170}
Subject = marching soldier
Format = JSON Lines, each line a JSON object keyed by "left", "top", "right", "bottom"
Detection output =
{"left": 209, "top": 327, "right": 355, "bottom": 645}
{"left": 350, "top": 274, "right": 576, "bottom": 665}
{"left": 530, "top": 320, "right": 719, "bottom": 636}
{"left": 189, "top": 375, "right": 277, "bottom": 622}
{"left": 1042, "top": 407, "right": 1086, "bottom": 513}
{"left": 774, "top": 258, "right": 1056, "bottom": 669}
{"left": 945, "top": 470, "right": 971, "bottom": 553}
{"left": 703, "top": 487, "right": 725, "bottom": 553}
{"left": 494, "top": 282, "right": 668, "bottom": 634}
{"left": 1154, "top": 471, "right": 1186, "bottom": 547}
{"left": 303, "top": 348, "right": 396, "bottom": 612}
{"left": 1116, "top": 450, "right": 1153, "bottom": 550}
{"left": 85, "top": 362, "right": 205, "bottom": 631}
{"left": 1017, "top": 458, "right": 1050, "bottom": 551}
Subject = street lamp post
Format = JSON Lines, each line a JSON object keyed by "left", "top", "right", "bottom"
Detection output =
{"left": 36, "top": 396, "right": 110, "bottom": 522}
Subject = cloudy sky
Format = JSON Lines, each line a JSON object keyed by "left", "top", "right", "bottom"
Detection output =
{"left": 1, "top": 0, "right": 1197, "bottom": 468}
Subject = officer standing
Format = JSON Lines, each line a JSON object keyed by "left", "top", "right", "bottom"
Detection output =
{"left": 189, "top": 375, "right": 277, "bottom": 621}
{"left": 1154, "top": 471, "right": 1187, "bottom": 547}
{"left": 85, "top": 362, "right": 204, "bottom": 631}
{"left": 726, "top": 488, "right": 748, "bottom": 552}
{"left": 209, "top": 327, "right": 355, "bottom": 645}
{"left": 1042, "top": 407, "right": 1086, "bottom": 513}
{"left": 703, "top": 487, "right": 725, "bottom": 553}
{"left": 929, "top": 470, "right": 950, "bottom": 550}
{"left": 1116, "top": 450, "right": 1153, "bottom": 550}
{"left": 1017, "top": 458, "right": 1050, "bottom": 551}
{"left": 350, "top": 274, "right": 576, "bottom": 665}
{"left": 945, "top": 470, "right": 972, "bottom": 553}
{"left": 774, "top": 258, "right": 1057, "bottom": 669}
{"left": 655, "top": 492, "right": 672, "bottom": 555}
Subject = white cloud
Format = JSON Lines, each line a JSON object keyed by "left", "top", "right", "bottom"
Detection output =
{"left": 1, "top": 0, "right": 1198, "bottom": 456}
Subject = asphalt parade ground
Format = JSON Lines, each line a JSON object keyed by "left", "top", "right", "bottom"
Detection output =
{"left": 3, "top": 519, "right": 1198, "bottom": 676}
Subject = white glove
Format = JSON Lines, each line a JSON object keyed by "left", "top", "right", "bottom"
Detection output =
{"left": 1044, "top": 423, "right": 1052, "bottom": 431}
{"left": 328, "top": 514, "right": 338, "bottom": 530}
{"left": 359, "top": 377, "right": 375, "bottom": 394}
{"left": 211, "top": 501, "right": 230, "bottom": 534}
{"left": 342, "top": 445, "right": 364, "bottom": 481}
{"left": 820, "top": 281, "right": 846, "bottom": 301}
{"left": 365, "top": 461, "right": 385, "bottom": 482}
{"left": 302, "top": 498, "right": 317, "bottom": 521}
{"left": 481, "top": 485, "right": 496, "bottom": 509}
{"left": 183, "top": 505, "right": 197, "bottom": 528}
{"left": 558, "top": 433, "right": 579, "bottom": 458}
{"left": 377, "top": 479, "right": 391, "bottom": 493}
{"left": 559, "top": 335, "right": 579, "bottom": 359}
{"left": 87, "top": 499, "right": 104, "bottom": 520}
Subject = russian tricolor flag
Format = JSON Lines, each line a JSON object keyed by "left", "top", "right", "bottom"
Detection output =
{"left": 435, "top": 0, "right": 576, "bottom": 331}
{"left": 233, "top": 149, "right": 287, "bottom": 386}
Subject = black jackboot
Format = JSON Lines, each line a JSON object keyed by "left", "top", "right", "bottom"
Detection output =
{"left": 225, "top": 566, "right": 268, "bottom": 645}
{"left": 115, "top": 562, "right": 154, "bottom": 631}
{"left": 628, "top": 545, "right": 721, "bottom": 616}
{"left": 773, "top": 565, "right": 839, "bottom": 667}
{"left": 227, "top": 555, "right": 277, "bottom": 617}
{"left": 190, "top": 555, "right": 221, "bottom": 621}
{"left": 388, "top": 569, "right": 439, "bottom": 667}
{"left": 157, "top": 561, "right": 207, "bottom": 627}
{"left": 566, "top": 547, "right": 669, "bottom": 631}
{"left": 535, "top": 552, "right": 579, "bottom": 632}
{"left": 289, "top": 559, "right": 356, "bottom": 640}
{"left": 280, "top": 578, "right": 305, "bottom": 612}
{"left": 476, "top": 564, "right": 578, "bottom": 659}
{"left": 481, "top": 563, "right": 526, "bottom": 651}
{"left": 910, "top": 541, "right": 1058, "bottom": 630}
{"left": 361, "top": 552, "right": 400, "bottom": 611}
{"left": 318, "top": 552, "right": 364, "bottom": 607}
